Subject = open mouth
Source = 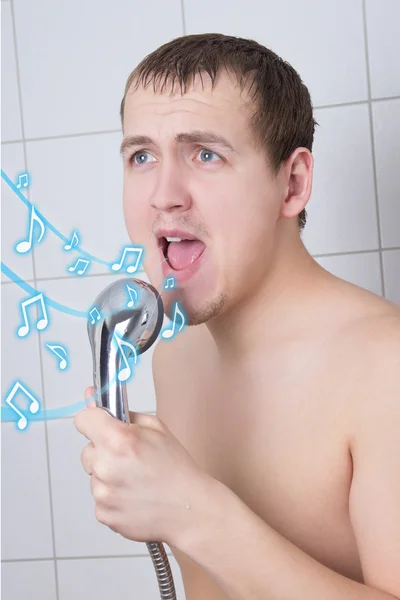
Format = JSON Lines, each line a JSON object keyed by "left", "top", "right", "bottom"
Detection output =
{"left": 158, "top": 237, "right": 206, "bottom": 271}
{"left": 160, "top": 237, "right": 171, "bottom": 266}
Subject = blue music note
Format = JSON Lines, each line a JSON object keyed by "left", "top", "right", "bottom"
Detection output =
{"left": 45, "top": 344, "right": 68, "bottom": 370}
{"left": 64, "top": 230, "right": 79, "bottom": 251}
{"left": 89, "top": 307, "right": 101, "bottom": 324}
{"left": 126, "top": 285, "right": 138, "bottom": 308}
{"left": 164, "top": 277, "right": 175, "bottom": 290}
{"left": 16, "top": 172, "right": 29, "bottom": 189}
{"left": 17, "top": 293, "right": 49, "bottom": 338}
{"left": 113, "top": 333, "right": 138, "bottom": 382}
{"left": 161, "top": 302, "right": 185, "bottom": 340}
{"left": 4, "top": 381, "right": 40, "bottom": 430}
{"left": 111, "top": 247, "right": 143, "bottom": 274}
{"left": 15, "top": 205, "right": 45, "bottom": 254}
{"left": 68, "top": 258, "right": 89, "bottom": 275}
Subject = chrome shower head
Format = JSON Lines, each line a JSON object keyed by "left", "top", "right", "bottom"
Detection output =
{"left": 87, "top": 277, "right": 164, "bottom": 423}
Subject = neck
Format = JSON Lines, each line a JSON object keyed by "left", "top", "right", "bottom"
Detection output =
{"left": 206, "top": 218, "right": 331, "bottom": 365}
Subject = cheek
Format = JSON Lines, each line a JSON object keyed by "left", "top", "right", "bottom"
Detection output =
{"left": 122, "top": 194, "right": 147, "bottom": 242}
{"left": 222, "top": 205, "right": 273, "bottom": 267}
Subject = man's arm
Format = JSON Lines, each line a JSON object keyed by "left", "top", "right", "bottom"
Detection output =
{"left": 172, "top": 324, "right": 400, "bottom": 600}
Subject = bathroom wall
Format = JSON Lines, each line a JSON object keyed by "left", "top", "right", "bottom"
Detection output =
{"left": 1, "top": 0, "right": 399, "bottom": 598}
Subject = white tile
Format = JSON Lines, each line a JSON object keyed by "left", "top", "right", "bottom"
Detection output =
{"left": 314, "top": 251, "right": 383, "bottom": 297}
{"left": 1, "top": 561, "right": 57, "bottom": 600}
{"left": 365, "top": 0, "right": 400, "bottom": 98}
{"left": 1, "top": 282, "right": 44, "bottom": 425}
{"left": 37, "top": 273, "right": 169, "bottom": 416}
{"left": 12, "top": 0, "right": 183, "bottom": 138}
{"left": 1, "top": 421, "right": 54, "bottom": 560}
{"left": 302, "top": 103, "right": 379, "bottom": 255}
{"left": 57, "top": 555, "right": 185, "bottom": 600}
{"left": 1, "top": 143, "right": 35, "bottom": 283}
{"left": 2, "top": 418, "right": 54, "bottom": 557}
{"left": 184, "top": 0, "right": 368, "bottom": 107}
{"left": 47, "top": 418, "right": 148, "bottom": 557}
{"left": 382, "top": 249, "right": 400, "bottom": 305}
{"left": 25, "top": 133, "right": 133, "bottom": 280}
{"left": 1, "top": 3, "right": 23, "bottom": 141}
{"left": 1, "top": 284, "right": 54, "bottom": 560}
{"left": 372, "top": 99, "right": 400, "bottom": 248}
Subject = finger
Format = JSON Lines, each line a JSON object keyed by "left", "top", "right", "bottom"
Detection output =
{"left": 74, "top": 400, "right": 121, "bottom": 444}
{"left": 80, "top": 441, "right": 95, "bottom": 475}
{"left": 84, "top": 386, "right": 96, "bottom": 408}
{"left": 128, "top": 411, "right": 165, "bottom": 432}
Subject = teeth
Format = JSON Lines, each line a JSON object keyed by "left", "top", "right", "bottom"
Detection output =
{"left": 166, "top": 237, "right": 183, "bottom": 242}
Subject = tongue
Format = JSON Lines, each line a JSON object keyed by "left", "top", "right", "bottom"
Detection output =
{"left": 167, "top": 240, "right": 205, "bottom": 270}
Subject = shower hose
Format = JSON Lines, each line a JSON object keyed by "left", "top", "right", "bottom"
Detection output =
{"left": 146, "top": 541, "right": 177, "bottom": 599}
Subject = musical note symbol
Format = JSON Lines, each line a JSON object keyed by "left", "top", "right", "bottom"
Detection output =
{"left": 113, "top": 333, "right": 138, "bottom": 382}
{"left": 89, "top": 307, "right": 101, "bottom": 324}
{"left": 161, "top": 302, "right": 185, "bottom": 340}
{"left": 111, "top": 247, "right": 143, "bottom": 274}
{"left": 68, "top": 258, "right": 89, "bottom": 275}
{"left": 164, "top": 277, "right": 175, "bottom": 290}
{"left": 64, "top": 230, "right": 79, "bottom": 251}
{"left": 126, "top": 285, "right": 138, "bottom": 308}
{"left": 16, "top": 172, "right": 29, "bottom": 189}
{"left": 45, "top": 344, "right": 68, "bottom": 370}
{"left": 15, "top": 205, "right": 45, "bottom": 254}
{"left": 4, "top": 381, "right": 40, "bottom": 430}
{"left": 17, "top": 293, "right": 49, "bottom": 338}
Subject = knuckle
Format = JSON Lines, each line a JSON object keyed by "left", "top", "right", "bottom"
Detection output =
{"left": 93, "top": 461, "right": 112, "bottom": 482}
{"left": 109, "top": 432, "right": 132, "bottom": 456}
{"left": 92, "top": 481, "right": 111, "bottom": 504}
{"left": 94, "top": 504, "right": 108, "bottom": 525}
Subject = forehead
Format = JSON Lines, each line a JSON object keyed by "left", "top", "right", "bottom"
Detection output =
{"left": 123, "top": 70, "right": 253, "bottom": 142}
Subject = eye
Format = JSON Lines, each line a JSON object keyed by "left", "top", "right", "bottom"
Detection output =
{"left": 197, "top": 148, "right": 222, "bottom": 163}
{"left": 129, "top": 150, "right": 155, "bottom": 165}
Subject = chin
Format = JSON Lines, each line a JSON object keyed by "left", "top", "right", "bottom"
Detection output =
{"left": 161, "top": 291, "right": 229, "bottom": 328}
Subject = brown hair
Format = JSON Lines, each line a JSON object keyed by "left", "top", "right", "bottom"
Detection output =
{"left": 120, "top": 33, "right": 319, "bottom": 231}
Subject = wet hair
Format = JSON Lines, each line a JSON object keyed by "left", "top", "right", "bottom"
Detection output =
{"left": 120, "top": 33, "right": 319, "bottom": 231}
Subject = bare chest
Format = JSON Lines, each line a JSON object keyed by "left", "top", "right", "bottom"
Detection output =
{"left": 165, "top": 342, "right": 365, "bottom": 597}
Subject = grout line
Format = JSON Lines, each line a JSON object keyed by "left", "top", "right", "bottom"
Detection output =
{"left": 1, "top": 552, "right": 175, "bottom": 563}
{"left": 0, "top": 411, "right": 157, "bottom": 424}
{"left": 180, "top": 0, "right": 186, "bottom": 33}
{"left": 9, "top": 2, "right": 61, "bottom": 598}
{"left": 2, "top": 248, "right": 400, "bottom": 286}
{"left": 1, "top": 128, "right": 122, "bottom": 145}
{"left": 2, "top": 98, "right": 400, "bottom": 148}
{"left": 312, "top": 247, "right": 400, "bottom": 257}
{"left": 361, "top": 0, "right": 386, "bottom": 298}
{"left": 1, "top": 269, "right": 145, "bottom": 284}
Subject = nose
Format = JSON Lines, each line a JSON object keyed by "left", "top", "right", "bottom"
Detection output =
{"left": 150, "top": 159, "right": 192, "bottom": 213}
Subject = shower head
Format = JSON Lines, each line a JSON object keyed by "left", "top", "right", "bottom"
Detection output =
{"left": 87, "top": 277, "right": 164, "bottom": 423}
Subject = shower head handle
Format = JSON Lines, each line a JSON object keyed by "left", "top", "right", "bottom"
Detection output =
{"left": 87, "top": 277, "right": 164, "bottom": 423}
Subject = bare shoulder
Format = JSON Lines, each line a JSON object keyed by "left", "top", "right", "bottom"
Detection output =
{"left": 329, "top": 286, "right": 400, "bottom": 441}
{"left": 335, "top": 289, "right": 400, "bottom": 357}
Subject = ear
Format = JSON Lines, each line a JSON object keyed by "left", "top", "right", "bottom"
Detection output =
{"left": 279, "top": 148, "right": 313, "bottom": 219}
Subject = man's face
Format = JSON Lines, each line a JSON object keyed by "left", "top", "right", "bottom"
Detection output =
{"left": 121, "top": 71, "right": 281, "bottom": 326}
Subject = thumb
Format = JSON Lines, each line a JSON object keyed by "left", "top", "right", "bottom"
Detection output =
{"left": 128, "top": 410, "right": 166, "bottom": 432}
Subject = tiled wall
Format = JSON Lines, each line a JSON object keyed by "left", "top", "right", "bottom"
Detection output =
{"left": 1, "top": 0, "right": 399, "bottom": 599}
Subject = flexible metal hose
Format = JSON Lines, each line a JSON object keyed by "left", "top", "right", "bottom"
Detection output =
{"left": 147, "top": 541, "right": 177, "bottom": 599}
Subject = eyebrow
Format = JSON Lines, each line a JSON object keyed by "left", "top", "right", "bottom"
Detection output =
{"left": 119, "top": 130, "right": 237, "bottom": 157}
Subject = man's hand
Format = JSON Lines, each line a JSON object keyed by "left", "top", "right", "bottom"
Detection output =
{"left": 73, "top": 386, "right": 214, "bottom": 546}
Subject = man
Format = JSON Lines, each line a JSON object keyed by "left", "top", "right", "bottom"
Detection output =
{"left": 74, "top": 34, "right": 400, "bottom": 599}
